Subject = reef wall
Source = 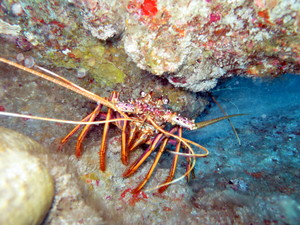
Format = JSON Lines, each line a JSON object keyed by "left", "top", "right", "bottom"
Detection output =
{"left": 1, "top": 0, "right": 299, "bottom": 92}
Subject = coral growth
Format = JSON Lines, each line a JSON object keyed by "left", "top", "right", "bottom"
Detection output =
{"left": 1, "top": 0, "right": 299, "bottom": 92}
{"left": 123, "top": 0, "right": 300, "bottom": 91}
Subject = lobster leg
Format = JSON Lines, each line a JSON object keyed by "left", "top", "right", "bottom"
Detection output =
{"left": 75, "top": 103, "right": 102, "bottom": 157}
{"left": 120, "top": 120, "right": 128, "bottom": 165}
{"left": 146, "top": 117, "right": 209, "bottom": 157}
{"left": 111, "top": 111, "right": 130, "bottom": 165}
{"left": 103, "top": 90, "right": 129, "bottom": 165}
{"left": 99, "top": 91, "right": 120, "bottom": 171}
{"left": 123, "top": 126, "right": 178, "bottom": 178}
{"left": 127, "top": 122, "right": 137, "bottom": 148}
{"left": 99, "top": 102, "right": 113, "bottom": 171}
{"left": 58, "top": 115, "right": 91, "bottom": 150}
{"left": 128, "top": 132, "right": 149, "bottom": 152}
{"left": 58, "top": 104, "right": 102, "bottom": 154}
{"left": 114, "top": 113, "right": 129, "bottom": 165}
{"left": 127, "top": 122, "right": 149, "bottom": 152}
{"left": 132, "top": 137, "right": 169, "bottom": 193}
{"left": 158, "top": 126, "right": 182, "bottom": 193}
{"left": 123, "top": 133, "right": 165, "bottom": 177}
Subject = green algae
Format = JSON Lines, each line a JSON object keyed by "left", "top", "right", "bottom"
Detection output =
{"left": 45, "top": 41, "right": 125, "bottom": 86}
{"left": 93, "top": 62, "right": 124, "bottom": 84}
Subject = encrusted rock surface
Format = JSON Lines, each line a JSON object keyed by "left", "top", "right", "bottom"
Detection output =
{"left": 123, "top": 0, "right": 300, "bottom": 91}
{"left": 1, "top": 0, "right": 299, "bottom": 93}
{"left": 75, "top": 0, "right": 126, "bottom": 40}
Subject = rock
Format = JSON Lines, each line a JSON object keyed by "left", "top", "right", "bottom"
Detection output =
{"left": 0, "top": 126, "right": 54, "bottom": 225}
{"left": 1, "top": 0, "right": 299, "bottom": 93}
{"left": 123, "top": 0, "right": 300, "bottom": 91}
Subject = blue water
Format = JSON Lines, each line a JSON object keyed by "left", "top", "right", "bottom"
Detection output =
{"left": 185, "top": 74, "right": 300, "bottom": 224}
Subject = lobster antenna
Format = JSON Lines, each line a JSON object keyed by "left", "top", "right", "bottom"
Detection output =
{"left": 147, "top": 117, "right": 209, "bottom": 157}
{"left": 0, "top": 57, "right": 128, "bottom": 118}
{"left": 211, "top": 95, "right": 241, "bottom": 145}
{"left": 0, "top": 111, "right": 137, "bottom": 125}
{"left": 145, "top": 146, "right": 197, "bottom": 192}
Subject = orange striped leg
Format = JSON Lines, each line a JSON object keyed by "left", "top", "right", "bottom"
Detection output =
{"left": 158, "top": 126, "right": 182, "bottom": 193}
{"left": 128, "top": 132, "right": 149, "bottom": 152}
{"left": 113, "top": 111, "right": 129, "bottom": 165}
{"left": 75, "top": 104, "right": 102, "bottom": 157}
{"left": 106, "top": 91, "right": 129, "bottom": 165}
{"left": 99, "top": 91, "right": 121, "bottom": 171}
{"left": 58, "top": 104, "right": 102, "bottom": 152}
{"left": 132, "top": 137, "right": 169, "bottom": 193}
{"left": 127, "top": 123, "right": 137, "bottom": 148}
{"left": 99, "top": 106, "right": 112, "bottom": 171}
{"left": 127, "top": 123, "right": 149, "bottom": 152}
{"left": 123, "top": 133, "right": 164, "bottom": 177}
{"left": 121, "top": 119, "right": 129, "bottom": 165}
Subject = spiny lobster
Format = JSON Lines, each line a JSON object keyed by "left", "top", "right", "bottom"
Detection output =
{"left": 0, "top": 57, "right": 242, "bottom": 193}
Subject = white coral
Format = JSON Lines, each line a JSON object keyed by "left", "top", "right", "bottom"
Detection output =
{"left": 0, "top": 19, "right": 21, "bottom": 36}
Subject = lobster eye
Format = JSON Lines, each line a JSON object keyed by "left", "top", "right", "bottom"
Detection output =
{"left": 140, "top": 91, "right": 146, "bottom": 97}
{"left": 162, "top": 97, "right": 169, "bottom": 104}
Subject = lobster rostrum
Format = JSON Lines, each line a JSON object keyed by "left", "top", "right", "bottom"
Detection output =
{"left": 0, "top": 57, "right": 242, "bottom": 193}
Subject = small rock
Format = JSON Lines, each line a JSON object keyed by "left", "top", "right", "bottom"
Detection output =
{"left": 11, "top": 3, "right": 24, "bottom": 16}
{"left": 24, "top": 56, "right": 35, "bottom": 68}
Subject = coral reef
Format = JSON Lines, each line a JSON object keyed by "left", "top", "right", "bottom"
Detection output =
{"left": 123, "top": 0, "right": 300, "bottom": 91}
{"left": 74, "top": 0, "right": 126, "bottom": 40}
{"left": 1, "top": 0, "right": 299, "bottom": 93}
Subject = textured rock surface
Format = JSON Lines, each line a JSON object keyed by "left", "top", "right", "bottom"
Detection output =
{"left": 76, "top": 0, "right": 126, "bottom": 40}
{"left": 124, "top": 0, "right": 300, "bottom": 91}
{"left": 0, "top": 126, "right": 54, "bottom": 225}
{"left": 1, "top": 0, "right": 299, "bottom": 93}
